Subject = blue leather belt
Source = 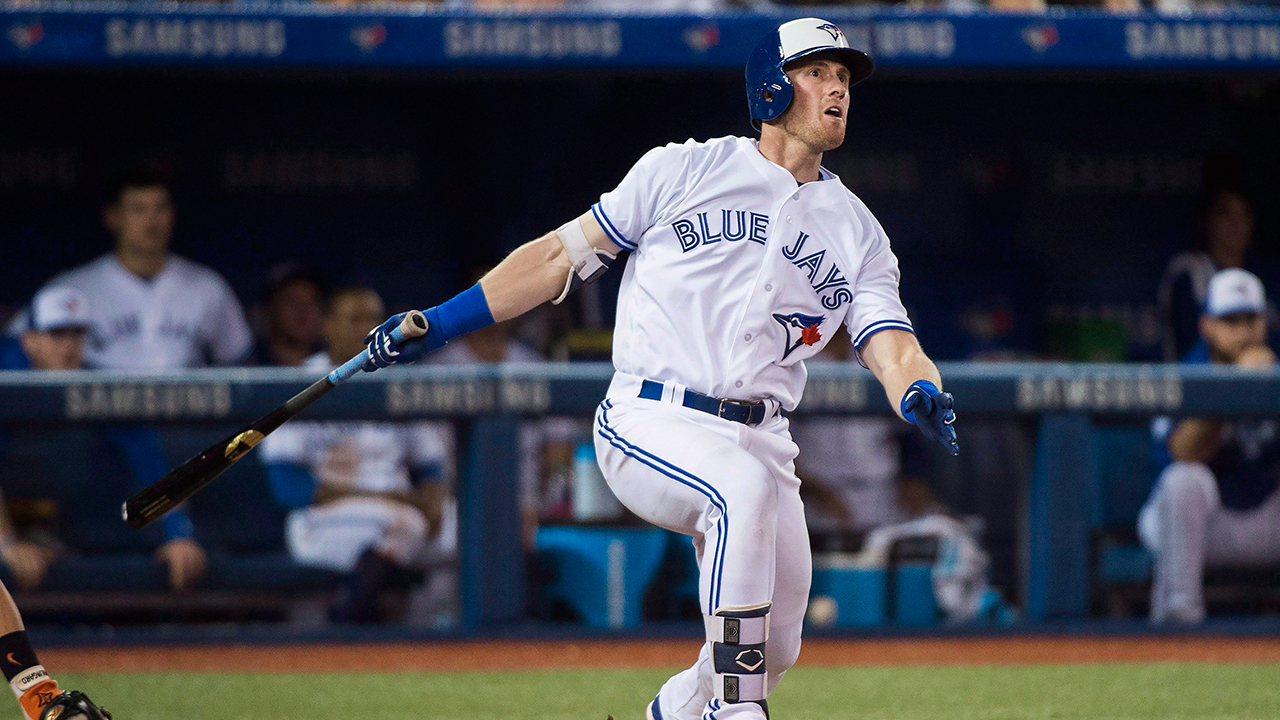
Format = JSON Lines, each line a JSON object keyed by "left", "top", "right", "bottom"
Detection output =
{"left": 638, "top": 379, "right": 768, "bottom": 426}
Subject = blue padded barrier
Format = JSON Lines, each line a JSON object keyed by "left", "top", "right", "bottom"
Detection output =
{"left": 810, "top": 560, "right": 938, "bottom": 627}
{"left": 1093, "top": 425, "right": 1158, "bottom": 529}
{"left": 1097, "top": 544, "right": 1154, "bottom": 584}
{"left": 536, "top": 526, "right": 668, "bottom": 629}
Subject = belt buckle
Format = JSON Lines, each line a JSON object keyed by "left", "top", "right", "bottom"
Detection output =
{"left": 718, "top": 398, "right": 752, "bottom": 420}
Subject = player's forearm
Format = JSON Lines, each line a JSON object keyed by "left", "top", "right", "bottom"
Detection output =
{"left": 863, "top": 331, "right": 943, "bottom": 421}
{"left": 479, "top": 232, "right": 572, "bottom": 323}
{"left": 1168, "top": 418, "right": 1223, "bottom": 463}
{"left": 878, "top": 356, "right": 942, "bottom": 421}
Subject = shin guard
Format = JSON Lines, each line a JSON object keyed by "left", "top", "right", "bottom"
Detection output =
{"left": 708, "top": 603, "right": 770, "bottom": 715}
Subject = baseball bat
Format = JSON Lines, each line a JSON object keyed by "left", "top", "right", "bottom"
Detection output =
{"left": 121, "top": 311, "right": 429, "bottom": 529}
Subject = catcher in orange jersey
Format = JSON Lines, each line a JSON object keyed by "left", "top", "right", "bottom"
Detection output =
{"left": 0, "top": 581, "right": 110, "bottom": 719}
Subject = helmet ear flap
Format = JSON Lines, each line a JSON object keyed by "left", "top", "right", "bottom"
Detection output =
{"left": 747, "top": 68, "right": 788, "bottom": 128}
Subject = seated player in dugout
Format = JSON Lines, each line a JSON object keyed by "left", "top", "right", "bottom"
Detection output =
{"left": 260, "top": 285, "right": 451, "bottom": 623}
{"left": 360, "top": 18, "right": 958, "bottom": 720}
{"left": 1142, "top": 268, "right": 1280, "bottom": 624}
{"left": 7, "top": 165, "right": 253, "bottom": 370}
{"left": 248, "top": 262, "right": 327, "bottom": 367}
{"left": 1, "top": 286, "right": 208, "bottom": 592}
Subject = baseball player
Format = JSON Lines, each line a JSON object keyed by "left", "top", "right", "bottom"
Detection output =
{"left": 2, "top": 285, "right": 207, "bottom": 591}
{"left": 261, "top": 286, "right": 451, "bottom": 622}
{"left": 361, "top": 18, "right": 958, "bottom": 718}
{"left": 1141, "top": 268, "right": 1280, "bottom": 623}
{"left": 0, "top": 579, "right": 110, "bottom": 719}
{"left": 9, "top": 167, "right": 253, "bottom": 370}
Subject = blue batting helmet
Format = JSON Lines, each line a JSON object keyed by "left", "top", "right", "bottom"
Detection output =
{"left": 745, "top": 18, "right": 874, "bottom": 131}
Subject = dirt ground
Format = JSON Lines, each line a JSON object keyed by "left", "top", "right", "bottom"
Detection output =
{"left": 44, "top": 636, "right": 1280, "bottom": 673}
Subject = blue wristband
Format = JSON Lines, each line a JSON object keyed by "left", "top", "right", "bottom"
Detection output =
{"left": 423, "top": 283, "right": 495, "bottom": 350}
{"left": 900, "top": 379, "right": 940, "bottom": 425}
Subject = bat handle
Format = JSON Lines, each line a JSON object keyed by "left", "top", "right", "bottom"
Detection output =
{"left": 326, "top": 310, "right": 429, "bottom": 385}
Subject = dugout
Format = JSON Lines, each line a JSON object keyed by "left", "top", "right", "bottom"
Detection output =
{"left": 2, "top": 5, "right": 1280, "bottom": 635}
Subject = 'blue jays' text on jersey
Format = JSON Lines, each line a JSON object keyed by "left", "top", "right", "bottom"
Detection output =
{"left": 593, "top": 136, "right": 913, "bottom": 411}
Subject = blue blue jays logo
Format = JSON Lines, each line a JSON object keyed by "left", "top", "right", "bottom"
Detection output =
{"left": 773, "top": 312, "right": 825, "bottom": 360}
{"left": 816, "top": 23, "right": 844, "bottom": 43}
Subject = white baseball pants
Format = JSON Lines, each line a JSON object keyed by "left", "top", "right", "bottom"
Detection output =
{"left": 1138, "top": 461, "right": 1280, "bottom": 623}
{"left": 594, "top": 390, "right": 810, "bottom": 720}
{"left": 286, "top": 496, "right": 428, "bottom": 573}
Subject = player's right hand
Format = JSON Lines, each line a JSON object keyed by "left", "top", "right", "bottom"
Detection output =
{"left": 903, "top": 386, "right": 959, "bottom": 456}
{"left": 364, "top": 312, "right": 432, "bottom": 370}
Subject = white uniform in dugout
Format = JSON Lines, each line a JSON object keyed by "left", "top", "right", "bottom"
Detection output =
{"left": 359, "top": 17, "right": 958, "bottom": 720}
{"left": 260, "top": 353, "right": 452, "bottom": 572}
{"left": 27, "top": 254, "right": 252, "bottom": 369}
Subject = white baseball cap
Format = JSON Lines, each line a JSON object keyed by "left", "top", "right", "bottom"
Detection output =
{"left": 29, "top": 286, "right": 91, "bottom": 331}
{"left": 1204, "top": 268, "right": 1266, "bottom": 318}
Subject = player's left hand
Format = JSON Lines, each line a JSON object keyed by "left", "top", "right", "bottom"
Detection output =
{"left": 903, "top": 383, "right": 959, "bottom": 456}
{"left": 364, "top": 312, "right": 431, "bottom": 369}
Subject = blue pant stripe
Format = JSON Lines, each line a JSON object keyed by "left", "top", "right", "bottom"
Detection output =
{"left": 600, "top": 400, "right": 728, "bottom": 609}
{"left": 597, "top": 400, "right": 727, "bottom": 611}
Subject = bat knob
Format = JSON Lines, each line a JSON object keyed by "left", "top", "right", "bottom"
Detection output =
{"left": 399, "top": 310, "right": 429, "bottom": 339}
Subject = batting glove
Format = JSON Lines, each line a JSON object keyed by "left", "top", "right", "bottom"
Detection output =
{"left": 902, "top": 380, "right": 959, "bottom": 456}
{"left": 364, "top": 312, "right": 432, "bottom": 370}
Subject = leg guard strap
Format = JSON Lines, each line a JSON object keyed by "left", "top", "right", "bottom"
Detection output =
{"left": 709, "top": 603, "right": 770, "bottom": 704}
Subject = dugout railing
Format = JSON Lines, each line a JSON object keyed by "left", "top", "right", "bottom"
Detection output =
{"left": 1, "top": 362, "right": 1277, "bottom": 628}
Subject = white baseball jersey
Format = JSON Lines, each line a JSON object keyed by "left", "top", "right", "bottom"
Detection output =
{"left": 591, "top": 136, "right": 918, "bottom": 720}
{"left": 31, "top": 253, "right": 252, "bottom": 370}
{"left": 260, "top": 352, "right": 453, "bottom": 493}
{"left": 594, "top": 135, "right": 912, "bottom": 410}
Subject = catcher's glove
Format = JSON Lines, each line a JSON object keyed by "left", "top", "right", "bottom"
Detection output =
{"left": 38, "top": 690, "right": 112, "bottom": 720}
